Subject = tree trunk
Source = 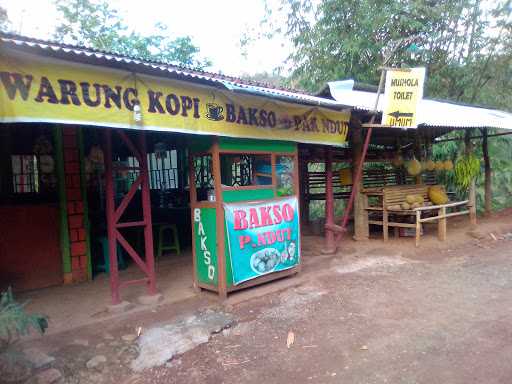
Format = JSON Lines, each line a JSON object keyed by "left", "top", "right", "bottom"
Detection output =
{"left": 482, "top": 128, "right": 492, "bottom": 216}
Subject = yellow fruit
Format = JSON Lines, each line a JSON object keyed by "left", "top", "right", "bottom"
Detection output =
{"left": 428, "top": 186, "right": 449, "bottom": 205}
{"left": 387, "top": 205, "right": 401, "bottom": 210}
{"left": 443, "top": 160, "right": 454, "bottom": 171}
{"left": 401, "top": 202, "right": 411, "bottom": 210}
{"left": 414, "top": 195, "right": 425, "bottom": 204}
{"left": 405, "top": 195, "right": 416, "bottom": 204}
{"left": 411, "top": 202, "right": 421, "bottom": 209}
{"left": 426, "top": 160, "right": 436, "bottom": 171}
{"left": 434, "top": 161, "right": 444, "bottom": 171}
{"left": 407, "top": 158, "right": 422, "bottom": 176}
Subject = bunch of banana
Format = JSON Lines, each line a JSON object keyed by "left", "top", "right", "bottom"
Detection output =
{"left": 454, "top": 154, "right": 481, "bottom": 189}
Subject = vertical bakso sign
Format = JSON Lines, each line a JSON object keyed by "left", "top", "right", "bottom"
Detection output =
{"left": 224, "top": 197, "right": 300, "bottom": 285}
{"left": 381, "top": 67, "right": 425, "bottom": 128}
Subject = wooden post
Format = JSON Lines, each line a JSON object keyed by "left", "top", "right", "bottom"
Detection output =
{"left": 352, "top": 124, "right": 369, "bottom": 241}
{"left": 323, "top": 147, "right": 336, "bottom": 253}
{"left": 415, "top": 210, "right": 421, "bottom": 247}
{"left": 382, "top": 209, "right": 389, "bottom": 242}
{"left": 212, "top": 139, "right": 228, "bottom": 299}
{"left": 482, "top": 128, "right": 492, "bottom": 216}
{"left": 465, "top": 130, "right": 477, "bottom": 225}
{"left": 189, "top": 152, "right": 200, "bottom": 292}
{"left": 299, "top": 158, "right": 310, "bottom": 225}
{"left": 414, "top": 131, "right": 423, "bottom": 185}
{"left": 438, "top": 207, "right": 447, "bottom": 241}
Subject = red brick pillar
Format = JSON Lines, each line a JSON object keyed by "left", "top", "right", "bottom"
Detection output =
{"left": 62, "top": 127, "right": 89, "bottom": 283}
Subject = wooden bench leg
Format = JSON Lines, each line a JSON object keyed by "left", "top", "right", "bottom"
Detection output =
{"left": 415, "top": 211, "right": 421, "bottom": 247}
{"left": 438, "top": 207, "right": 447, "bottom": 241}
{"left": 383, "top": 210, "right": 389, "bottom": 242}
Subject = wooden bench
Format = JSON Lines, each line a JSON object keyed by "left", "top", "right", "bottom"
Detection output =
{"left": 364, "top": 184, "right": 471, "bottom": 246}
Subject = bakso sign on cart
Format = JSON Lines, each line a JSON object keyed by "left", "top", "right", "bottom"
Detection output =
{"left": 381, "top": 67, "right": 425, "bottom": 128}
{"left": 224, "top": 197, "right": 300, "bottom": 285}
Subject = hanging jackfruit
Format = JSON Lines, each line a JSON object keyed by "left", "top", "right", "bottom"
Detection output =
{"left": 406, "top": 158, "right": 422, "bottom": 176}
{"left": 434, "top": 161, "right": 445, "bottom": 171}
{"left": 426, "top": 160, "right": 436, "bottom": 171}
{"left": 443, "top": 160, "right": 454, "bottom": 171}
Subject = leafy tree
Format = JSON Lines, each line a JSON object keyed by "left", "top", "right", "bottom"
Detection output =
{"left": 262, "top": 0, "right": 512, "bottom": 105}
{"left": 0, "top": 5, "right": 11, "bottom": 32}
{"left": 241, "top": 71, "right": 288, "bottom": 88}
{"left": 54, "top": 0, "right": 211, "bottom": 68}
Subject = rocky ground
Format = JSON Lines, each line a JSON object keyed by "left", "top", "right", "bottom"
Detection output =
{"left": 3, "top": 218, "right": 512, "bottom": 384}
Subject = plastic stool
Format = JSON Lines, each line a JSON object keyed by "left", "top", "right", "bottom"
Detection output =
{"left": 156, "top": 224, "right": 181, "bottom": 257}
{"left": 97, "top": 237, "right": 127, "bottom": 275}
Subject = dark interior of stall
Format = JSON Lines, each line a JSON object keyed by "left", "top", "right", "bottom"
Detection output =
{"left": 83, "top": 128, "right": 193, "bottom": 277}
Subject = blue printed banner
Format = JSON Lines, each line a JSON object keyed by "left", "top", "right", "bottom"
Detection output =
{"left": 224, "top": 197, "right": 300, "bottom": 285}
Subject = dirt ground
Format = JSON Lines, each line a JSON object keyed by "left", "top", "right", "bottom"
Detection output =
{"left": 8, "top": 212, "right": 512, "bottom": 384}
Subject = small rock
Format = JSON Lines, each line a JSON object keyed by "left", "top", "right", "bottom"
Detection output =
{"left": 23, "top": 348, "right": 55, "bottom": 369}
{"left": 107, "top": 301, "right": 134, "bottom": 314}
{"left": 467, "top": 230, "right": 485, "bottom": 240}
{"left": 165, "top": 359, "right": 181, "bottom": 369}
{"left": 138, "top": 293, "right": 163, "bottom": 306}
{"left": 230, "top": 322, "right": 252, "bottom": 337}
{"left": 86, "top": 355, "right": 107, "bottom": 369}
{"left": 103, "top": 333, "right": 115, "bottom": 340}
{"left": 71, "top": 339, "right": 89, "bottom": 347}
{"left": 122, "top": 334, "right": 138, "bottom": 343}
{"left": 30, "top": 368, "right": 62, "bottom": 384}
{"left": 96, "top": 343, "right": 105, "bottom": 349}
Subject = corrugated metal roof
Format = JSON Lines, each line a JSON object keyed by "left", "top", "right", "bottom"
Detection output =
{"left": 326, "top": 80, "right": 512, "bottom": 130}
{"left": 0, "top": 33, "right": 344, "bottom": 110}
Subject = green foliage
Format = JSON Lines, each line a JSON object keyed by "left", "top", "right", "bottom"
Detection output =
{"left": 261, "top": 0, "right": 512, "bottom": 109}
{"left": 0, "top": 288, "right": 48, "bottom": 349}
{"left": 433, "top": 132, "right": 512, "bottom": 212}
{"left": 54, "top": 0, "right": 211, "bottom": 68}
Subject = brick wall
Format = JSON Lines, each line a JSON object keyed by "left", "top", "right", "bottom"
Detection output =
{"left": 62, "top": 127, "right": 89, "bottom": 283}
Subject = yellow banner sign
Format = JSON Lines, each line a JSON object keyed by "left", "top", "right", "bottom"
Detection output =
{"left": 381, "top": 67, "right": 425, "bottom": 128}
{"left": 0, "top": 48, "right": 350, "bottom": 145}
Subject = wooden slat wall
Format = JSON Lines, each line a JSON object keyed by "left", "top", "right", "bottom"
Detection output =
{"left": 303, "top": 165, "right": 438, "bottom": 202}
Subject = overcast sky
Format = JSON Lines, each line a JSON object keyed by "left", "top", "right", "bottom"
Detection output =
{"left": 0, "top": 0, "right": 291, "bottom": 76}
